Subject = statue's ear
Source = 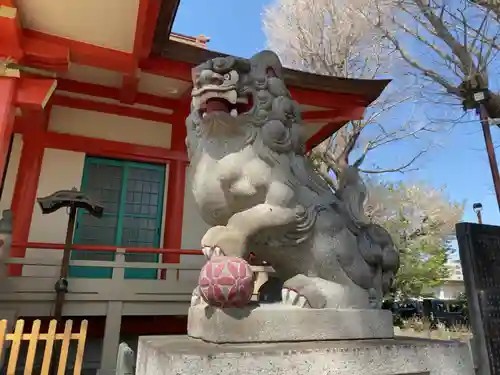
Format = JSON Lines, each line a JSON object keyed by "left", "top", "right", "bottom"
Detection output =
{"left": 250, "top": 50, "right": 283, "bottom": 79}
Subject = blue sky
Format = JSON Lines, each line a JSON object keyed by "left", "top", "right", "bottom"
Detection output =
{"left": 173, "top": 0, "right": 500, "bottom": 227}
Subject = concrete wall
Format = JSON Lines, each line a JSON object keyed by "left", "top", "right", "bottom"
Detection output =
{"left": 0, "top": 107, "right": 208, "bottom": 277}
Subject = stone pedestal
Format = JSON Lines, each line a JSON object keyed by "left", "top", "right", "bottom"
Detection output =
{"left": 135, "top": 335, "right": 474, "bottom": 375}
{"left": 188, "top": 303, "right": 394, "bottom": 343}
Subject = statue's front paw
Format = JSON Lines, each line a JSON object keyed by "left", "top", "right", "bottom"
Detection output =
{"left": 282, "top": 275, "right": 327, "bottom": 309}
{"left": 201, "top": 225, "right": 246, "bottom": 259}
{"left": 201, "top": 245, "right": 224, "bottom": 260}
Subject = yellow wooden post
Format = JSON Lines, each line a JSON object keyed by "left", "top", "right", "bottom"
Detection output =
{"left": 40, "top": 319, "right": 58, "bottom": 375}
{"left": 6, "top": 319, "right": 24, "bottom": 375}
{"left": 57, "top": 320, "right": 72, "bottom": 375}
{"left": 0, "top": 320, "right": 7, "bottom": 363}
{"left": 73, "top": 320, "right": 88, "bottom": 375}
{"left": 24, "top": 319, "right": 41, "bottom": 375}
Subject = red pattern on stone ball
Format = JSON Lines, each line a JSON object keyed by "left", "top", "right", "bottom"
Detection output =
{"left": 199, "top": 256, "right": 255, "bottom": 307}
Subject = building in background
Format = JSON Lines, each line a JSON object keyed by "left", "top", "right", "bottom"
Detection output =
{"left": 432, "top": 259, "right": 465, "bottom": 300}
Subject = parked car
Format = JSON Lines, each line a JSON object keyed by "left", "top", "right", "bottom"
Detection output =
{"left": 382, "top": 298, "right": 469, "bottom": 328}
{"left": 397, "top": 299, "right": 423, "bottom": 319}
{"left": 423, "top": 299, "right": 468, "bottom": 328}
{"left": 382, "top": 299, "right": 422, "bottom": 326}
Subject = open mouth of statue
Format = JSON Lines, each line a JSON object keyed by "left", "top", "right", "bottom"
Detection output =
{"left": 197, "top": 91, "right": 253, "bottom": 118}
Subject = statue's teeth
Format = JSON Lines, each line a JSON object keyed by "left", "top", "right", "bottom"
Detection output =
{"left": 230, "top": 109, "right": 238, "bottom": 117}
{"left": 227, "top": 90, "right": 237, "bottom": 104}
{"left": 196, "top": 89, "right": 238, "bottom": 106}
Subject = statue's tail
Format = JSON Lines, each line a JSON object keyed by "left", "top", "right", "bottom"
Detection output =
{"left": 365, "top": 224, "right": 400, "bottom": 295}
{"left": 334, "top": 166, "right": 399, "bottom": 296}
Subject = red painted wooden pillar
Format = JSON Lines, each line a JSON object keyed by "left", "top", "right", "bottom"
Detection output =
{"left": 0, "top": 77, "right": 16, "bottom": 191}
{"left": 162, "top": 160, "right": 187, "bottom": 261}
{"left": 9, "top": 109, "right": 49, "bottom": 275}
{"left": 161, "top": 119, "right": 188, "bottom": 277}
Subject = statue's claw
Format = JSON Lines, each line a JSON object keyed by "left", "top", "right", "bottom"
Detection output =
{"left": 281, "top": 288, "right": 310, "bottom": 308}
{"left": 202, "top": 245, "right": 224, "bottom": 260}
{"left": 201, "top": 225, "right": 246, "bottom": 259}
{"left": 191, "top": 286, "right": 205, "bottom": 307}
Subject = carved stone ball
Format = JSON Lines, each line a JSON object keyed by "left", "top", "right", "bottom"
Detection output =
{"left": 198, "top": 256, "right": 255, "bottom": 308}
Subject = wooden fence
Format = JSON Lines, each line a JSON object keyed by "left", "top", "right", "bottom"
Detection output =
{"left": 0, "top": 319, "right": 88, "bottom": 375}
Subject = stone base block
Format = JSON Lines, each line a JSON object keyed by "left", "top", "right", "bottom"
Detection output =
{"left": 136, "top": 335, "right": 474, "bottom": 375}
{"left": 187, "top": 303, "right": 394, "bottom": 343}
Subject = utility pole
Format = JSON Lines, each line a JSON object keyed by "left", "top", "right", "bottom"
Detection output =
{"left": 460, "top": 74, "right": 500, "bottom": 212}
{"left": 479, "top": 102, "right": 500, "bottom": 211}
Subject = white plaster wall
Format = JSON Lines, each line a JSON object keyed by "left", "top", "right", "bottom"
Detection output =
{"left": 181, "top": 172, "right": 210, "bottom": 252}
{"left": 179, "top": 171, "right": 211, "bottom": 280}
{"left": 18, "top": 0, "right": 139, "bottom": 52}
{"left": 23, "top": 148, "right": 85, "bottom": 277}
{"left": 48, "top": 106, "right": 172, "bottom": 148}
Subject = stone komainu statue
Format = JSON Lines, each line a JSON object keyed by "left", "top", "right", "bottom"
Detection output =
{"left": 185, "top": 51, "right": 399, "bottom": 309}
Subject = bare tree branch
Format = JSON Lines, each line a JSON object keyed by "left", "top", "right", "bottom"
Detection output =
{"left": 354, "top": 0, "right": 500, "bottom": 119}
{"left": 359, "top": 149, "right": 427, "bottom": 173}
{"left": 264, "top": 0, "right": 500, "bottom": 186}
{"left": 470, "top": 0, "right": 500, "bottom": 20}
{"left": 263, "top": 0, "right": 433, "bottom": 183}
{"left": 413, "top": 0, "right": 477, "bottom": 75}
{"left": 380, "top": 28, "right": 457, "bottom": 91}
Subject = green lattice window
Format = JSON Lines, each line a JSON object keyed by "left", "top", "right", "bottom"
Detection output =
{"left": 69, "top": 157, "right": 165, "bottom": 279}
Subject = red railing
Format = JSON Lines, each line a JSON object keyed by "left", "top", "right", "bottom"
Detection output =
{"left": 11, "top": 242, "right": 203, "bottom": 256}
{"left": 4, "top": 243, "right": 269, "bottom": 281}
{"left": 6, "top": 242, "right": 204, "bottom": 279}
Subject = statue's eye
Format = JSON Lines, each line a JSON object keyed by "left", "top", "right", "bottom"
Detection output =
{"left": 223, "top": 73, "right": 231, "bottom": 80}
